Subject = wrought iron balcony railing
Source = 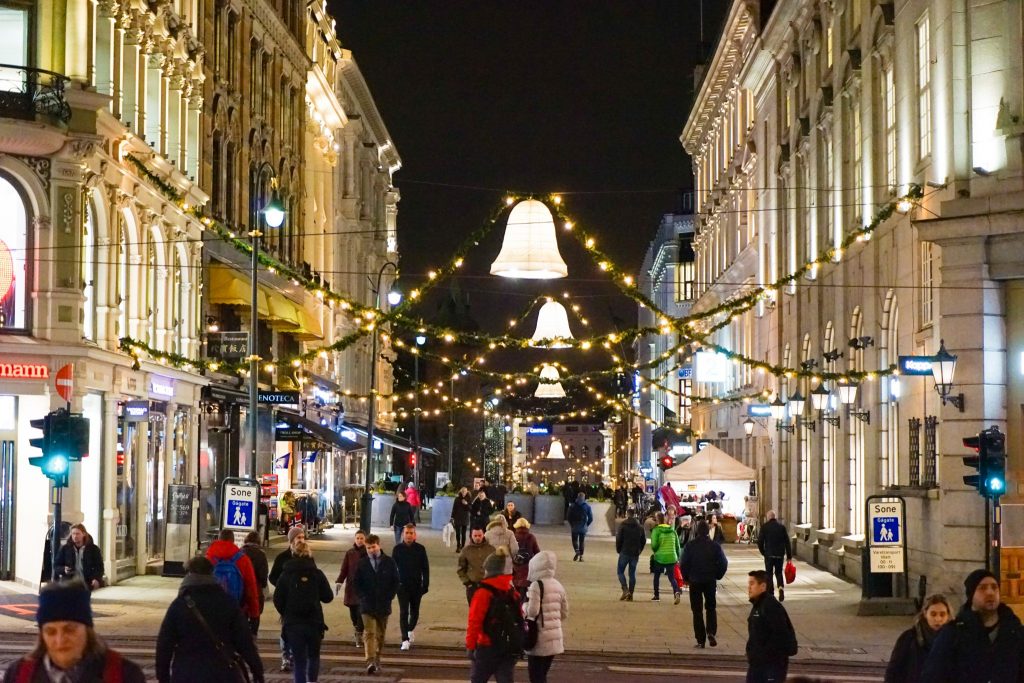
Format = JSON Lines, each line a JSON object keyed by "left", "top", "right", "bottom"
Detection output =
{"left": 0, "top": 64, "right": 71, "bottom": 123}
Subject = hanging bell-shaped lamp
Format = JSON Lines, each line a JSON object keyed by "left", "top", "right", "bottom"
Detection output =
{"left": 546, "top": 438, "right": 566, "bottom": 459}
{"left": 490, "top": 200, "right": 568, "bottom": 279}
{"left": 534, "top": 363, "right": 566, "bottom": 398}
{"left": 530, "top": 300, "right": 574, "bottom": 348}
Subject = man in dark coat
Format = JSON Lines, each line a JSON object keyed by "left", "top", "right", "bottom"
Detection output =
{"left": 469, "top": 490, "right": 494, "bottom": 530}
{"left": 921, "top": 569, "right": 1024, "bottom": 683}
{"left": 680, "top": 520, "right": 729, "bottom": 648}
{"left": 240, "top": 530, "right": 268, "bottom": 635}
{"left": 757, "top": 510, "right": 792, "bottom": 600}
{"left": 392, "top": 524, "right": 430, "bottom": 651}
{"left": 54, "top": 524, "right": 105, "bottom": 589}
{"left": 615, "top": 508, "right": 646, "bottom": 600}
{"left": 746, "top": 570, "right": 796, "bottom": 682}
{"left": 269, "top": 525, "right": 305, "bottom": 671}
{"left": 155, "top": 556, "right": 264, "bottom": 683}
{"left": 335, "top": 530, "right": 368, "bottom": 647}
{"left": 354, "top": 533, "right": 400, "bottom": 675}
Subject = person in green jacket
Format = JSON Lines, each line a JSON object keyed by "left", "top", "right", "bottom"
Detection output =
{"left": 650, "top": 512, "right": 682, "bottom": 604}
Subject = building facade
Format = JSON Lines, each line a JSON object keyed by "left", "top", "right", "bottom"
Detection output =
{"left": 682, "top": 0, "right": 1024, "bottom": 593}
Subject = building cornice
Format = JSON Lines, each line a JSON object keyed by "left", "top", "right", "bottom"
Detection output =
{"left": 338, "top": 52, "right": 402, "bottom": 172}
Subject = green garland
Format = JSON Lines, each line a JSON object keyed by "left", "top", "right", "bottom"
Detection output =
{"left": 125, "top": 154, "right": 185, "bottom": 204}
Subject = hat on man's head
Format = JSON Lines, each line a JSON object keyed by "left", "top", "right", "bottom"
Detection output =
{"left": 964, "top": 568, "right": 998, "bottom": 601}
{"left": 483, "top": 549, "right": 511, "bottom": 578}
{"left": 37, "top": 581, "right": 93, "bottom": 627}
{"left": 288, "top": 525, "right": 306, "bottom": 543}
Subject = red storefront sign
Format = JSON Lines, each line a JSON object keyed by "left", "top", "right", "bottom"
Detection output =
{"left": 0, "top": 363, "right": 49, "bottom": 379}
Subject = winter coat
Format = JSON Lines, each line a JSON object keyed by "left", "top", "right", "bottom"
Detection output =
{"left": 616, "top": 518, "right": 646, "bottom": 557}
{"left": 524, "top": 551, "right": 569, "bottom": 657}
{"left": 268, "top": 548, "right": 295, "bottom": 586}
{"left": 566, "top": 501, "right": 593, "bottom": 534}
{"left": 680, "top": 536, "right": 728, "bottom": 585}
{"left": 335, "top": 543, "right": 367, "bottom": 607}
{"left": 155, "top": 574, "right": 265, "bottom": 683}
{"left": 389, "top": 500, "right": 416, "bottom": 528}
{"left": 746, "top": 590, "right": 796, "bottom": 669}
{"left": 272, "top": 556, "right": 333, "bottom": 629}
{"left": 709, "top": 523, "right": 725, "bottom": 545}
{"left": 457, "top": 540, "right": 496, "bottom": 586}
{"left": 353, "top": 552, "right": 400, "bottom": 617}
{"left": 650, "top": 524, "right": 680, "bottom": 564}
{"left": 485, "top": 520, "right": 520, "bottom": 556}
{"left": 392, "top": 540, "right": 430, "bottom": 594}
{"left": 451, "top": 494, "right": 471, "bottom": 525}
{"left": 465, "top": 573, "right": 517, "bottom": 651}
{"left": 405, "top": 487, "right": 421, "bottom": 509}
{"left": 512, "top": 528, "right": 541, "bottom": 589}
{"left": 205, "top": 540, "right": 260, "bottom": 618}
{"left": 758, "top": 518, "right": 792, "bottom": 559}
{"left": 470, "top": 497, "right": 494, "bottom": 527}
{"left": 885, "top": 623, "right": 939, "bottom": 683}
{"left": 241, "top": 542, "right": 269, "bottom": 609}
{"left": 500, "top": 509, "right": 523, "bottom": 527}
{"left": 54, "top": 539, "right": 105, "bottom": 587}
{"left": 921, "top": 603, "right": 1024, "bottom": 683}
{"left": 4, "top": 651, "right": 146, "bottom": 683}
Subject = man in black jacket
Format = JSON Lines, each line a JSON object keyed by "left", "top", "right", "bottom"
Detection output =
{"left": 680, "top": 520, "right": 728, "bottom": 648}
{"left": 615, "top": 509, "right": 646, "bottom": 600}
{"left": 54, "top": 524, "right": 105, "bottom": 590}
{"left": 269, "top": 525, "right": 305, "bottom": 671}
{"left": 746, "top": 570, "right": 796, "bottom": 682}
{"left": 392, "top": 524, "right": 430, "bottom": 651}
{"left": 757, "top": 510, "right": 792, "bottom": 600}
{"left": 354, "top": 534, "right": 400, "bottom": 675}
{"left": 921, "top": 569, "right": 1024, "bottom": 683}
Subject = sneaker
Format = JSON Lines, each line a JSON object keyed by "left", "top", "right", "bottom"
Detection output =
{"left": 401, "top": 640, "right": 411, "bottom": 651}
{"left": 708, "top": 634, "right": 718, "bottom": 647}
{"left": 573, "top": 553, "right": 579, "bottom": 562}
{"left": 355, "top": 632, "right": 364, "bottom": 648}
{"left": 626, "top": 592, "right": 633, "bottom": 601}
{"left": 674, "top": 592, "right": 681, "bottom": 605}
{"left": 578, "top": 556, "right": 584, "bottom": 562}
{"left": 366, "top": 662, "right": 377, "bottom": 675}
{"left": 280, "top": 657, "right": 292, "bottom": 672}
{"left": 619, "top": 589, "right": 629, "bottom": 601}
{"left": 408, "top": 630, "right": 415, "bottom": 643}
{"left": 779, "top": 588, "right": 785, "bottom": 602}
{"left": 651, "top": 595, "right": 661, "bottom": 601}
{"left": 695, "top": 642, "right": 706, "bottom": 649}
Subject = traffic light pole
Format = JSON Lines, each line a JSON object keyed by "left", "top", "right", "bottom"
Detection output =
{"left": 50, "top": 485, "right": 62, "bottom": 582}
{"left": 992, "top": 499, "right": 1002, "bottom": 580}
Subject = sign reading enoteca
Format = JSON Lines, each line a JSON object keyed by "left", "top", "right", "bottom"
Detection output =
{"left": 868, "top": 499, "right": 905, "bottom": 573}
{"left": 258, "top": 390, "right": 300, "bottom": 405}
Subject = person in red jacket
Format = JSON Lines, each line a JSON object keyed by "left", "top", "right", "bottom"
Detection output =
{"left": 205, "top": 529, "right": 260, "bottom": 620}
{"left": 465, "top": 548, "right": 519, "bottom": 682}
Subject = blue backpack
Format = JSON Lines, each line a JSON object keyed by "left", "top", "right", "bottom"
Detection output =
{"left": 213, "top": 549, "right": 245, "bottom": 603}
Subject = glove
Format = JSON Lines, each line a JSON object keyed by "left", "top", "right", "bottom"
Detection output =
{"left": 334, "top": 583, "right": 342, "bottom": 597}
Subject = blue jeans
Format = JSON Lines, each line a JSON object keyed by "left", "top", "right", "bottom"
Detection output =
{"left": 617, "top": 553, "right": 638, "bottom": 592}
{"left": 571, "top": 531, "right": 586, "bottom": 556}
{"left": 394, "top": 525, "right": 403, "bottom": 545}
{"left": 652, "top": 562, "right": 680, "bottom": 597}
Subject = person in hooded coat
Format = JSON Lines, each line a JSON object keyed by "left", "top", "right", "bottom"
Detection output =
{"left": 485, "top": 515, "right": 519, "bottom": 557}
{"left": 523, "top": 550, "right": 569, "bottom": 683}
{"left": 512, "top": 518, "right": 541, "bottom": 594}
{"left": 567, "top": 492, "right": 593, "bottom": 562}
{"left": 885, "top": 594, "right": 952, "bottom": 683}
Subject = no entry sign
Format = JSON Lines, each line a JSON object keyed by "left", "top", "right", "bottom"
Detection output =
{"left": 55, "top": 364, "right": 73, "bottom": 403}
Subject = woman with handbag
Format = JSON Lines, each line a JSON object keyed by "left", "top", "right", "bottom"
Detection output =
{"left": 156, "top": 556, "right": 264, "bottom": 683}
{"left": 273, "top": 540, "right": 334, "bottom": 683}
{"left": 523, "top": 550, "right": 568, "bottom": 683}
{"left": 450, "top": 487, "right": 471, "bottom": 552}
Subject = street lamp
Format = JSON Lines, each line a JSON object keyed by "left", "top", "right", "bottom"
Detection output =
{"left": 246, "top": 168, "right": 286, "bottom": 479}
{"left": 811, "top": 383, "right": 839, "bottom": 427}
{"left": 931, "top": 339, "right": 965, "bottom": 411}
{"left": 359, "top": 260, "right": 400, "bottom": 533}
{"left": 788, "top": 389, "right": 815, "bottom": 432}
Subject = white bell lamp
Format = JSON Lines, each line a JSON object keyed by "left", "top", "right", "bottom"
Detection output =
{"left": 530, "top": 300, "right": 574, "bottom": 348}
{"left": 490, "top": 200, "right": 569, "bottom": 279}
{"left": 534, "top": 364, "right": 566, "bottom": 398}
{"left": 546, "top": 439, "right": 566, "bottom": 459}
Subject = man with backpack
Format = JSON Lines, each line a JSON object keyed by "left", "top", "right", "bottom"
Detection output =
{"left": 354, "top": 534, "right": 400, "bottom": 676}
{"left": 205, "top": 529, "right": 260, "bottom": 623}
{"left": 745, "top": 570, "right": 797, "bottom": 682}
{"left": 466, "top": 549, "right": 524, "bottom": 683}
{"left": 393, "top": 524, "right": 430, "bottom": 651}
{"left": 270, "top": 525, "right": 306, "bottom": 672}
{"left": 567, "top": 492, "right": 593, "bottom": 562}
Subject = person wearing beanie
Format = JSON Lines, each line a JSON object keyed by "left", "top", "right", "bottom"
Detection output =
{"left": 567, "top": 492, "right": 593, "bottom": 562}
{"left": 457, "top": 528, "right": 496, "bottom": 605}
{"left": 269, "top": 524, "right": 306, "bottom": 672}
{"left": 354, "top": 534, "right": 400, "bottom": 675}
{"left": 3, "top": 581, "right": 146, "bottom": 682}
{"left": 465, "top": 548, "right": 520, "bottom": 682}
{"left": 921, "top": 569, "right": 1024, "bottom": 682}
{"left": 680, "top": 519, "right": 728, "bottom": 648}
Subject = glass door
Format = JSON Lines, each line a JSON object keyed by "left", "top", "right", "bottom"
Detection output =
{"left": 146, "top": 404, "right": 167, "bottom": 561}
{"left": 115, "top": 405, "right": 138, "bottom": 579}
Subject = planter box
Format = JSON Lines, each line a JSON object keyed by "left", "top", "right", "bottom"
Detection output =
{"left": 533, "top": 495, "right": 565, "bottom": 526}
{"left": 431, "top": 496, "right": 455, "bottom": 529}
{"left": 505, "top": 493, "right": 534, "bottom": 523}
{"left": 587, "top": 501, "right": 617, "bottom": 536}
{"left": 370, "top": 493, "right": 395, "bottom": 530}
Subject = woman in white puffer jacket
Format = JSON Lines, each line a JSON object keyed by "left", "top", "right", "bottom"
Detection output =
{"left": 523, "top": 550, "right": 569, "bottom": 683}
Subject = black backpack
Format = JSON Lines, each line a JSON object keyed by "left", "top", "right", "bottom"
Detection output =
{"left": 567, "top": 503, "right": 584, "bottom": 524}
{"left": 286, "top": 568, "right": 322, "bottom": 619}
{"left": 480, "top": 583, "right": 526, "bottom": 656}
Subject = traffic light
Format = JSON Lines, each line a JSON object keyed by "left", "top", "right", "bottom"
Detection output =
{"left": 28, "top": 413, "right": 70, "bottom": 487}
{"left": 409, "top": 450, "right": 417, "bottom": 469}
{"left": 50, "top": 413, "right": 90, "bottom": 461}
{"left": 962, "top": 432, "right": 985, "bottom": 493}
{"left": 658, "top": 455, "right": 674, "bottom": 470}
{"left": 982, "top": 427, "right": 1006, "bottom": 498}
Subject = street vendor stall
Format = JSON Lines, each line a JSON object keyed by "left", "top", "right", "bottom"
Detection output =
{"left": 663, "top": 445, "right": 756, "bottom": 540}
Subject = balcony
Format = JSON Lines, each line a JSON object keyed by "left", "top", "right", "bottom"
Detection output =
{"left": 0, "top": 64, "right": 71, "bottom": 156}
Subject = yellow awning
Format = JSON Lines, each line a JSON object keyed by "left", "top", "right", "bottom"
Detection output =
{"left": 267, "top": 293, "right": 301, "bottom": 330}
{"left": 207, "top": 264, "right": 323, "bottom": 340}
{"left": 293, "top": 304, "right": 323, "bottom": 340}
{"left": 208, "top": 265, "right": 270, "bottom": 317}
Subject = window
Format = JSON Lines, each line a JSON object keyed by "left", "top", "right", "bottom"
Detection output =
{"left": 822, "top": 133, "right": 835, "bottom": 252}
{"left": 799, "top": 334, "right": 812, "bottom": 524}
{"left": 825, "top": 23, "right": 834, "bottom": 71}
{"left": 916, "top": 13, "right": 932, "bottom": 160}
{"left": 0, "top": 175, "right": 29, "bottom": 330}
{"left": 920, "top": 241, "right": 935, "bottom": 327}
{"left": 0, "top": 4, "right": 30, "bottom": 68}
{"left": 851, "top": 102, "right": 863, "bottom": 225}
{"left": 884, "top": 65, "right": 896, "bottom": 190}
{"left": 83, "top": 201, "right": 96, "bottom": 340}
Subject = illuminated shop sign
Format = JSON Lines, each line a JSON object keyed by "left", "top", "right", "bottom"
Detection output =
{"left": 124, "top": 400, "right": 150, "bottom": 422}
{"left": 526, "top": 427, "right": 550, "bottom": 435}
{"left": 746, "top": 404, "right": 773, "bottom": 418}
{"left": 258, "top": 391, "right": 300, "bottom": 405}
{"left": 898, "top": 356, "right": 934, "bottom": 376}
{"left": 0, "top": 363, "right": 49, "bottom": 379}
{"left": 150, "top": 377, "right": 175, "bottom": 397}
{"left": 693, "top": 351, "right": 731, "bottom": 383}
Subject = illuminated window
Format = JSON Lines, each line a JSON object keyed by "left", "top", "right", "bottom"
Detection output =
{"left": 851, "top": 103, "right": 863, "bottom": 225}
{"left": 920, "top": 241, "right": 935, "bottom": 327}
{"left": 916, "top": 13, "right": 932, "bottom": 160}
{"left": 0, "top": 175, "right": 28, "bottom": 330}
{"left": 826, "top": 23, "right": 834, "bottom": 70}
{"left": 884, "top": 65, "right": 896, "bottom": 190}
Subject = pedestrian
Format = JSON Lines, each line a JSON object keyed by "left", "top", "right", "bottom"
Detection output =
{"left": 354, "top": 533, "right": 400, "bottom": 676}
{"left": 512, "top": 518, "right": 541, "bottom": 594}
{"left": 745, "top": 569, "right": 798, "bottom": 683}
{"left": 561, "top": 481, "right": 575, "bottom": 518}
{"left": 405, "top": 483, "right": 421, "bottom": 523}
{"left": 41, "top": 521, "right": 72, "bottom": 584}
{"left": 501, "top": 501, "right": 523, "bottom": 527}
{"left": 485, "top": 516, "right": 520, "bottom": 556}
{"left": 649, "top": 512, "right": 681, "bottom": 604}
{"left": 155, "top": 556, "right": 264, "bottom": 683}
{"left": 451, "top": 487, "right": 472, "bottom": 552}
{"left": 615, "top": 508, "right": 646, "bottom": 601}
{"left": 613, "top": 485, "right": 628, "bottom": 517}
{"left": 205, "top": 528, "right": 261, "bottom": 623}
{"left": 631, "top": 482, "right": 644, "bottom": 510}
{"left": 54, "top": 523, "right": 105, "bottom": 590}
{"left": 567, "top": 492, "right": 593, "bottom": 562}
{"left": 494, "top": 482, "right": 508, "bottom": 508}
{"left": 757, "top": 510, "right": 792, "bottom": 601}
{"left": 389, "top": 491, "right": 416, "bottom": 545}
{"left": 273, "top": 540, "right": 333, "bottom": 683}
{"left": 470, "top": 489, "right": 495, "bottom": 529}
{"left": 523, "top": 551, "right": 568, "bottom": 683}
{"left": 458, "top": 527, "right": 496, "bottom": 605}
{"left": 885, "top": 594, "right": 952, "bottom": 683}
{"left": 393, "top": 524, "right": 430, "bottom": 651}
{"left": 4, "top": 581, "right": 146, "bottom": 682}
{"left": 921, "top": 569, "right": 1024, "bottom": 682}
{"left": 466, "top": 549, "right": 521, "bottom": 683}
{"left": 279, "top": 491, "right": 297, "bottom": 533}
{"left": 680, "top": 520, "right": 728, "bottom": 648}
{"left": 335, "top": 529, "right": 369, "bottom": 648}
{"left": 241, "top": 530, "right": 269, "bottom": 635}
{"left": 709, "top": 515, "right": 725, "bottom": 544}
{"left": 270, "top": 525, "right": 307, "bottom": 672}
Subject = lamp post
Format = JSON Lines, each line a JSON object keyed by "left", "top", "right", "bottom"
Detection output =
{"left": 931, "top": 339, "right": 965, "bottom": 411}
{"left": 413, "top": 334, "right": 425, "bottom": 493}
{"left": 359, "top": 261, "right": 401, "bottom": 533}
{"left": 247, "top": 169, "right": 286, "bottom": 479}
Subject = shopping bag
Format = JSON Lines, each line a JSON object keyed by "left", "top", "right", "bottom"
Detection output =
{"left": 442, "top": 521, "right": 454, "bottom": 548}
{"left": 784, "top": 560, "right": 796, "bottom": 585}
{"left": 673, "top": 563, "right": 686, "bottom": 588}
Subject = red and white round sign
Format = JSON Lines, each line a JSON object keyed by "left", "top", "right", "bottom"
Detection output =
{"left": 55, "top": 363, "right": 73, "bottom": 403}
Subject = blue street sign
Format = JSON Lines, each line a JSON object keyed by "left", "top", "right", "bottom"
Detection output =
{"left": 226, "top": 499, "right": 254, "bottom": 528}
{"left": 872, "top": 515, "right": 900, "bottom": 544}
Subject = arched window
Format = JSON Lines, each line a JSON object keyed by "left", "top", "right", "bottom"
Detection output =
{"left": 848, "top": 307, "right": 865, "bottom": 535}
{"left": 822, "top": 321, "right": 836, "bottom": 530}
{"left": 880, "top": 291, "right": 900, "bottom": 486}
{"left": 83, "top": 200, "right": 97, "bottom": 340}
{"left": 799, "top": 333, "right": 812, "bottom": 524}
{"left": 0, "top": 175, "right": 29, "bottom": 330}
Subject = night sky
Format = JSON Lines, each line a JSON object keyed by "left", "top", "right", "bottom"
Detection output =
{"left": 327, "top": 1, "right": 727, "bottom": 362}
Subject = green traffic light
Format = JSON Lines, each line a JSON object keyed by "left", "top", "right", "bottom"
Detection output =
{"left": 989, "top": 477, "right": 1005, "bottom": 493}
{"left": 45, "top": 455, "right": 69, "bottom": 475}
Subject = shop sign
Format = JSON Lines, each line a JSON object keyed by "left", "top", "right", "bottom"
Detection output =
{"left": 526, "top": 427, "right": 549, "bottom": 435}
{"left": 275, "top": 423, "right": 304, "bottom": 441}
{"left": 746, "top": 403, "right": 773, "bottom": 418}
{"left": 124, "top": 400, "right": 150, "bottom": 422}
{"left": 206, "top": 331, "right": 249, "bottom": 361}
{"left": 899, "top": 356, "right": 934, "bottom": 376}
{"left": 258, "top": 390, "right": 299, "bottom": 405}
{"left": 694, "top": 351, "right": 731, "bottom": 383}
{"left": 150, "top": 377, "right": 175, "bottom": 398}
{"left": 0, "top": 363, "right": 48, "bottom": 379}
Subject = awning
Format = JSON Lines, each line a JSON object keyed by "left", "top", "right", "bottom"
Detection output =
{"left": 293, "top": 304, "right": 323, "bottom": 340}
{"left": 208, "top": 264, "right": 270, "bottom": 316}
{"left": 207, "top": 264, "right": 323, "bottom": 340}
{"left": 341, "top": 420, "right": 440, "bottom": 455}
{"left": 278, "top": 410, "right": 360, "bottom": 451}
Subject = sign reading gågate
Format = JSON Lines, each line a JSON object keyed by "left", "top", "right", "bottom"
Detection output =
{"left": 222, "top": 483, "right": 259, "bottom": 532}
{"left": 868, "top": 499, "right": 905, "bottom": 573}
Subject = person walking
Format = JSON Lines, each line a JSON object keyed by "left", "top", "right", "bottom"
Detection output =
{"left": 393, "top": 524, "right": 430, "bottom": 651}
{"left": 680, "top": 520, "right": 728, "bottom": 648}
{"left": 205, "top": 528, "right": 261, "bottom": 623}
{"left": 354, "top": 534, "right": 400, "bottom": 676}
{"left": 649, "top": 512, "right": 681, "bottom": 603}
{"left": 155, "top": 556, "right": 264, "bottom": 683}
{"left": 613, "top": 485, "right": 628, "bottom": 518}
{"left": 485, "top": 516, "right": 520, "bottom": 556}
{"left": 757, "top": 510, "right": 792, "bottom": 601}
{"left": 270, "top": 525, "right": 306, "bottom": 672}
{"left": 5, "top": 581, "right": 146, "bottom": 682}
{"left": 405, "top": 483, "right": 421, "bottom": 523}
{"left": 335, "top": 529, "right": 369, "bottom": 648}
{"left": 54, "top": 523, "right": 105, "bottom": 590}
{"left": 708, "top": 515, "right": 725, "bottom": 544}
{"left": 567, "top": 492, "right": 593, "bottom": 562}
{"left": 466, "top": 550, "right": 521, "bottom": 683}
{"left": 458, "top": 528, "right": 496, "bottom": 604}
{"left": 745, "top": 569, "right": 798, "bottom": 683}
{"left": 470, "top": 489, "right": 495, "bottom": 529}
{"left": 241, "top": 530, "right": 269, "bottom": 635}
{"left": 272, "top": 540, "right": 333, "bottom": 683}
{"left": 921, "top": 569, "right": 1024, "bottom": 683}
{"left": 500, "top": 501, "right": 522, "bottom": 527}
{"left": 512, "top": 518, "right": 541, "bottom": 595}
{"left": 885, "top": 594, "right": 952, "bottom": 683}
{"left": 389, "top": 491, "right": 416, "bottom": 545}
{"left": 451, "top": 487, "right": 472, "bottom": 552}
{"left": 615, "top": 508, "right": 646, "bottom": 601}
{"left": 524, "top": 551, "right": 568, "bottom": 683}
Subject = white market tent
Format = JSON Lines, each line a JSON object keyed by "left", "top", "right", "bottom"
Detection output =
{"left": 663, "top": 444, "right": 756, "bottom": 481}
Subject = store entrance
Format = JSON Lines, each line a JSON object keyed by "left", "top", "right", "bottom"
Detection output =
{"left": 0, "top": 438, "right": 14, "bottom": 580}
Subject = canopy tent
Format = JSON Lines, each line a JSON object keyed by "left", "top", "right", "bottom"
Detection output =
{"left": 663, "top": 444, "right": 755, "bottom": 481}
